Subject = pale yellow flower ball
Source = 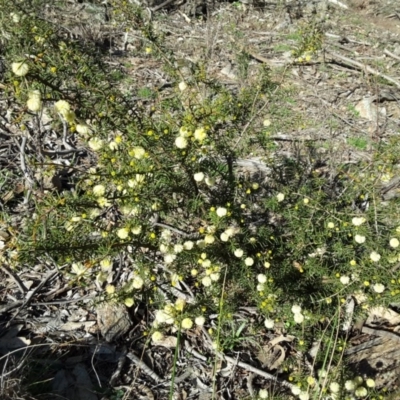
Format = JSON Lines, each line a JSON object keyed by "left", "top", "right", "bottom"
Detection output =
{"left": 291, "top": 386, "right": 301, "bottom": 396}
{"left": 29, "top": 90, "right": 41, "bottom": 99}
{"left": 210, "top": 273, "right": 220, "bottom": 281}
{"left": 257, "top": 274, "right": 267, "bottom": 283}
{"left": 132, "top": 276, "right": 144, "bottom": 289}
{"left": 202, "top": 276, "right": 212, "bottom": 287}
{"left": 105, "top": 284, "right": 115, "bottom": 294}
{"left": 159, "top": 244, "right": 168, "bottom": 253}
{"left": 220, "top": 232, "right": 229, "bottom": 241}
{"left": 175, "top": 298, "right": 186, "bottom": 311}
{"left": 245, "top": 257, "right": 254, "bottom": 266}
{"left": 390, "top": 238, "right": 400, "bottom": 248}
{"left": 340, "top": 276, "right": 350, "bottom": 285}
{"left": 132, "top": 146, "right": 145, "bottom": 159}
{"left": 181, "top": 318, "right": 193, "bottom": 329}
{"left": 93, "top": 184, "right": 106, "bottom": 197}
{"left": 216, "top": 207, "right": 227, "bottom": 217}
{"left": 163, "top": 305, "right": 176, "bottom": 324}
{"left": 365, "top": 379, "right": 375, "bottom": 388}
{"left": 372, "top": 283, "right": 385, "bottom": 293}
{"left": 354, "top": 234, "right": 366, "bottom": 244}
{"left": 100, "top": 257, "right": 112, "bottom": 271}
{"left": 195, "top": 316, "right": 205, "bottom": 326}
{"left": 27, "top": 96, "right": 42, "bottom": 112}
{"left": 154, "top": 310, "right": 168, "bottom": 324}
{"left": 174, "top": 244, "right": 184, "bottom": 253}
{"left": 152, "top": 331, "right": 164, "bottom": 342}
{"left": 264, "top": 318, "right": 274, "bottom": 329}
{"left": 299, "top": 392, "right": 309, "bottom": 400}
{"left": 354, "top": 387, "right": 367, "bottom": 398}
{"left": 234, "top": 249, "right": 244, "bottom": 258}
{"left": 194, "top": 127, "right": 207, "bottom": 142}
{"left": 276, "top": 193, "right": 285, "bottom": 202}
{"left": 97, "top": 197, "right": 111, "bottom": 208}
{"left": 124, "top": 297, "right": 134, "bottom": 307}
{"left": 352, "top": 217, "right": 366, "bottom": 226}
{"left": 345, "top": 380, "right": 355, "bottom": 391}
{"left": 54, "top": 100, "right": 70, "bottom": 115}
{"left": 12, "top": 61, "right": 29, "bottom": 76}
{"left": 131, "top": 225, "right": 142, "bottom": 235}
{"left": 178, "top": 81, "right": 187, "bottom": 91}
{"left": 88, "top": 137, "right": 104, "bottom": 151}
{"left": 76, "top": 124, "right": 90, "bottom": 135}
{"left": 258, "top": 389, "right": 269, "bottom": 399}
{"left": 291, "top": 304, "right": 302, "bottom": 314}
{"left": 175, "top": 136, "right": 188, "bottom": 149}
{"left": 225, "top": 226, "right": 239, "bottom": 236}
{"left": 117, "top": 228, "right": 129, "bottom": 239}
{"left": 204, "top": 234, "right": 215, "bottom": 244}
{"left": 307, "top": 376, "right": 315, "bottom": 386}
{"left": 71, "top": 262, "right": 85, "bottom": 276}
{"left": 294, "top": 313, "right": 304, "bottom": 324}
{"left": 183, "top": 241, "right": 194, "bottom": 250}
{"left": 370, "top": 251, "right": 381, "bottom": 262}
{"left": 330, "top": 382, "right": 340, "bottom": 393}
{"left": 164, "top": 253, "right": 176, "bottom": 264}
{"left": 194, "top": 172, "right": 205, "bottom": 182}
{"left": 161, "top": 229, "right": 172, "bottom": 241}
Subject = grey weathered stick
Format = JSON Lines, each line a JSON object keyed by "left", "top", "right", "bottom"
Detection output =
{"left": 0, "top": 265, "right": 28, "bottom": 294}
{"left": 200, "top": 327, "right": 296, "bottom": 391}
{"left": 216, "top": 352, "right": 297, "bottom": 390}
{"left": 384, "top": 48, "right": 400, "bottom": 62}
{"left": 327, "top": 49, "right": 400, "bottom": 88}
{"left": 126, "top": 351, "right": 163, "bottom": 383}
{"left": 8, "top": 270, "right": 59, "bottom": 323}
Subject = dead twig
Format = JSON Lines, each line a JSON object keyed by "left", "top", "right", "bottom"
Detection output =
{"left": 126, "top": 351, "right": 163, "bottom": 383}
{"left": 217, "top": 352, "right": 297, "bottom": 391}
{"left": 326, "top": 48, "right": 400, "bottom": 88}
{"left": 8, "top": 269, "right": 59, "bottom": 323}
{"left": 151, "top": 0, "right": 176, "bottom": 12}
{"left": 384, "top": 48, "right": 400, "bottom": 63}
{"left": 0, "top": 265, "right": 28, "bottom": 294}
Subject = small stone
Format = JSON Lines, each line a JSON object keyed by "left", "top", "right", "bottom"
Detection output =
{"left": 96, "top": 302, "right": 132, "bottom": 342}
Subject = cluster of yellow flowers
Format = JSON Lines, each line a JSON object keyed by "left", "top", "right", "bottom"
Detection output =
{"left": 196, "top": 252, "right": 221, "bottom": 287}
{"left": 175, "top": 126, "right": 208, "bottom": 149}
{"left": 151, "top": 298, "right": 206, "bottom": 343}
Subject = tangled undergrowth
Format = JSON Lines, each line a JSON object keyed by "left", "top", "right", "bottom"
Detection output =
{"left": 1, "top": 0, "right": 400, "bottom": 399}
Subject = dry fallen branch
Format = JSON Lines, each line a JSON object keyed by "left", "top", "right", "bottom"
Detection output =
{"left": 126, "top": 351, "right": 163, "bottom": 383}
{"left": 384, "top": 48, "right": 400, "bottom": 63}
{"left": 326, "top": 48, "right": 400, "bottom": 88}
